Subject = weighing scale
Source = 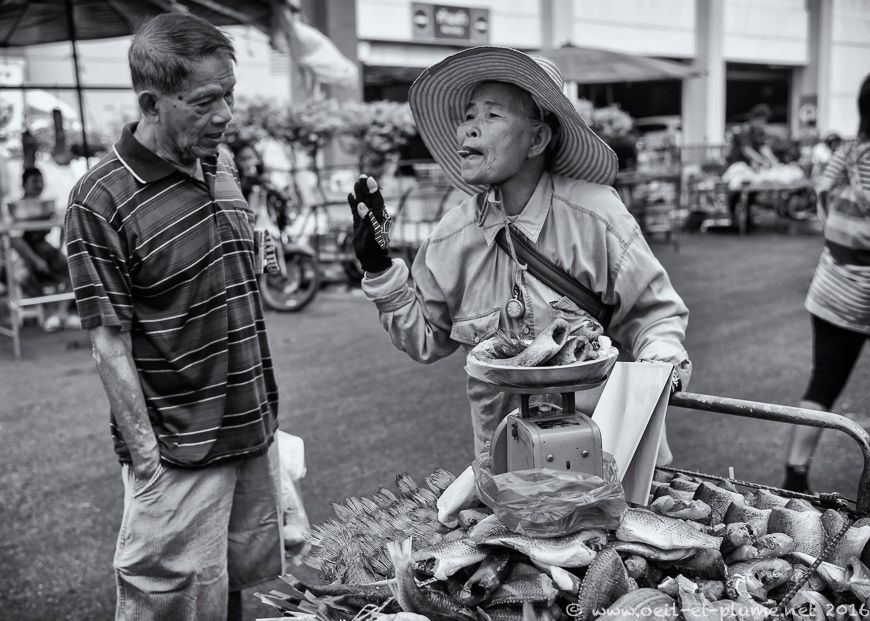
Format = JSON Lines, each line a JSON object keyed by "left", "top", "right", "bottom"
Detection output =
{"left": 488, "top": 378, "right": 608, "bottom": 478}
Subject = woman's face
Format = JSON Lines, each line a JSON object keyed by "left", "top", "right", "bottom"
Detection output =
{"left": 455, "top": 82, "right": 542, "bottom": 186}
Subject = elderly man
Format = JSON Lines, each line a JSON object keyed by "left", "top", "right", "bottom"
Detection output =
{"left": 348, "top": 46, "right": 691, "bottom": 458}
{"left": 64, "top": 13, "right": 282, "bottom": 620}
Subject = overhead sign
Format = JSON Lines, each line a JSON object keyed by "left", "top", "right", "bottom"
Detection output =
{"left": 412, "top": 3, "right": 489, "bottom": 43}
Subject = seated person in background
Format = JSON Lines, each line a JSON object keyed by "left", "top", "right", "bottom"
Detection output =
{"left": 8, "top": 167, "right": 78, "bottom": 332}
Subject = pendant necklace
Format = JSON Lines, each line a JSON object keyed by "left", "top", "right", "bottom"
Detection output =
{"left": 488, "top": 185, "right": 529, "bottom": 321}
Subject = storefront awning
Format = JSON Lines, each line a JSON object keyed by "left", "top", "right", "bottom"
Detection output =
{"left": 536, "top": 43, "right": 700, "bottom": 84}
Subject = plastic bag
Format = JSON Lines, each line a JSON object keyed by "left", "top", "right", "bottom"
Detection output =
{"left": 276, "top": 430, "right": 309, "bottom": 550}
{"left": 473, "top": 450, "right": 627, "bottom": 538}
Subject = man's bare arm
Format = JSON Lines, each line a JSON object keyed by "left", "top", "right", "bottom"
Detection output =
{"left": 89, "top": 326, "right": 160, "bottom": 479}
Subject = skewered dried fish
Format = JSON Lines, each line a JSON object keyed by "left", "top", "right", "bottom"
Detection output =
{"left": 426, "top": 468, "right": 457, "bottom": 494}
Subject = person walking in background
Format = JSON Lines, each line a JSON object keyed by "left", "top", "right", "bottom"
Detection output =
{"left": 64, "top": 14, "right": 283, "bottom": 620}
{"left": 784, "top": 73, "right": 870, "bottom": 494}
{"left": 347, "top": 46, "right": 691, "bottom": 459}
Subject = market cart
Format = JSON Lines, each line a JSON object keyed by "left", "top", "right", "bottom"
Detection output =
{"left": 260, "top": 387, "right": 870, "bottom": 620}
{"left": 667, "top": 391, "right": 870, "bottom": 514}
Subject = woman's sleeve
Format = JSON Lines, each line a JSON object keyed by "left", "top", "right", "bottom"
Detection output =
{"left": 361, "top": 241, "right": 460, "bottom": 363}
{"left": 607, "top": 227, "right": 692, "bottom": 388}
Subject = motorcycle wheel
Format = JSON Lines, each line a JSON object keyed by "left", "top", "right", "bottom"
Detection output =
{"left": 260, "top": 251, "right": 320, "bottom": 312}
{"left": 779, "top": 190, "right": 815, "bottom": 221}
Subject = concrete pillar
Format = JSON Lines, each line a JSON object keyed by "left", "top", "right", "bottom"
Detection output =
{"left": 796, "top": 0, "right": 833, "bottom": 135}
{"left": 541, "top": 0, "right": 577, "bottom": 99}
{"left": 540, "top": 0, "right": 574, "bottom": 48}
{"left": 682, "top": 0, "right": 725, "bottom": 153}
{"left": 300, "top": 0, "right": 360, "bottom": 172}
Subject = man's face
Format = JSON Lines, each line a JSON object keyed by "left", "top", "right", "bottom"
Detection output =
{"left": 455, "top": 82, "right": 542, "bottom": 186}
{"left": 155, "top": 54, "right": 236, "bottom": 164}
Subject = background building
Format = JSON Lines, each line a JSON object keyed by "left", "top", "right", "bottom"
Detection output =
{"left": 0, "top": 0, "right": 868, "bottom": 165}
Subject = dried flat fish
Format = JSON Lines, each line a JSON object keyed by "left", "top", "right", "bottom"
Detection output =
{"left": 486, "top": 573, "right": 559, "bottom": 607}
{"left": 616, "top": 507, "right": 722, "bottom": 550}
{"left": 387, "top": 538, "right": 480, "bottom": 621}
{"left": 482, "top": 529, "right": 606, "bottom": 568}
{"left": 573, "top": 547, "right": 633, "bottom": 621}
{"left": 413, "top": 537, "right": 487, "bottom": 580}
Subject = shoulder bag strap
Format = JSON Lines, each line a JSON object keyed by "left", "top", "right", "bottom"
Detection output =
{"left": 495, "top": 225, "right": 614, "bottom": 329}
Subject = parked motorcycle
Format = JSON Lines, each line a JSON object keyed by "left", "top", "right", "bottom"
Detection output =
{"left": 250, "top": 185, "right": 321, "bottom": 312}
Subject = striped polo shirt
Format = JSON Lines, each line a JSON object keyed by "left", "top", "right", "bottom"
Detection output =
{"left": 65, "top": 123, "right": 279, "bottom": 466}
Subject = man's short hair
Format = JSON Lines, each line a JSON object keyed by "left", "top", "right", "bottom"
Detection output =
{"left": 128, "top": 13, "right": 236, "bottom": 95}
{"left": 22, "top": 166, "right": 42, "bottom": 186}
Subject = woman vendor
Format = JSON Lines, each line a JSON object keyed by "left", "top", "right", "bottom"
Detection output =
{"left": 347, "top": 46, "right": 691, "bottom": 459}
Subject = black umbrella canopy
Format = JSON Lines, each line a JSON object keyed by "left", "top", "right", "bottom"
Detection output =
{"left": 536, "top": 43, "right": 698, "bottom": 84}
{"left": 0, "top": 0, "right": 274, "bottom": 48}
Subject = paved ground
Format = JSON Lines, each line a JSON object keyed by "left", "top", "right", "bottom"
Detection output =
{"left": 2, "top": 220, "right": 869, "bottom": 619}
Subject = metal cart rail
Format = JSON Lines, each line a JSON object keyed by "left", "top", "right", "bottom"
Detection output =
{"left": 669, "top": 391, "right": 870, "bottom": 514}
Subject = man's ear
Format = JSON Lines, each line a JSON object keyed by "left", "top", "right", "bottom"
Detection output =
{"left": 527, "top": 122, "right": 553, "bottom": 159}
{"left": 137, "top": 90, "right": 161, "bottom": 122}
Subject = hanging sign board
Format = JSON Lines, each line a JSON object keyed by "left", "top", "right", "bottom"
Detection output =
{"left": 411, "top": 3, "right": 489, "bottom": 43}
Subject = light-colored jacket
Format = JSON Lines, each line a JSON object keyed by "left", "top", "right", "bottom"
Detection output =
{"left": 363, "top": 172, "right": 691, "bottom": 453}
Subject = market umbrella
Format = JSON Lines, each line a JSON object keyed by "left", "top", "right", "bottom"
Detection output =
{"left": 536, "top": 43, "right": 699, "bottom": 84}
{"left": 0, "top": 0, "right": 278, "bottom": 157}
{"left": 0, "top": 0, "right": 273, "bottom": 48}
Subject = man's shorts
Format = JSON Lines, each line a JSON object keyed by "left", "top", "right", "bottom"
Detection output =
{"left": 113, "top": 444, "right": 285, "bottom": 620}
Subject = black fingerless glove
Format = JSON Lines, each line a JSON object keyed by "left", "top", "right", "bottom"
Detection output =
{"left": 347, "top": 174, "right": 392, "bottom": 274}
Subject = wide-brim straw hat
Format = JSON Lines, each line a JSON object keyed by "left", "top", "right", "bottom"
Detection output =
{"left": 408, "top": 46, "right": 618, "bottom": 196}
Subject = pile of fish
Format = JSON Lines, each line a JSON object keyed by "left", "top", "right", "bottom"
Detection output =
{"left": 255, "top": 468, "right": 870, "bottom": 620}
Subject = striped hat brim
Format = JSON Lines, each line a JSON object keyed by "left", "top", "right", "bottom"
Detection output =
{"left": 408, "top": 46, "right": 618, "bottom": 195}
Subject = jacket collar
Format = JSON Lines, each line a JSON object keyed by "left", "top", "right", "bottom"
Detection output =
{"left": 479, "top": 172, "right": 553, "bottom": 246}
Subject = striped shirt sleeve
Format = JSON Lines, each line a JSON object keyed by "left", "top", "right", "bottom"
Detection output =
{"left": 65, "top": 198, "right": 134, "bottom": 331}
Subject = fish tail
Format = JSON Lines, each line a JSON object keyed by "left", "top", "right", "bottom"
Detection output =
{"left": 386, "top": 537, "right": 413, "bottom": 570}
